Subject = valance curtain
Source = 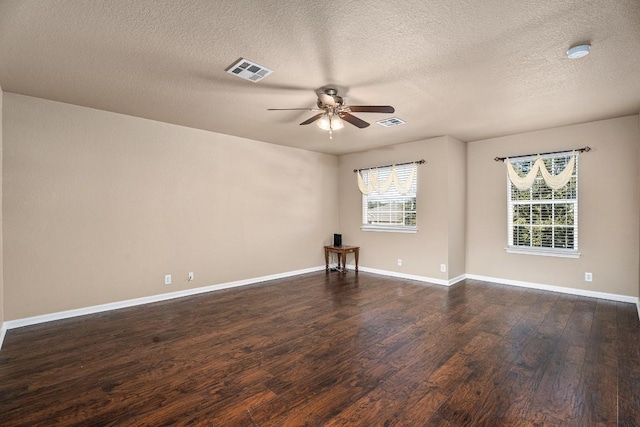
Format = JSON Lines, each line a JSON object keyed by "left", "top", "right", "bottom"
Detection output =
{"left": 506, "top": 153, "right": 575, "bottom": 191}
{"left": 357, "top": 164, "right": 416, "bottom": 195}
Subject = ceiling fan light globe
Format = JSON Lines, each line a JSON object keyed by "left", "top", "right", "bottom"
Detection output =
{"left": 331, "top": 116, "right": 344, "bottom": 130}
{"left": 317, "top": 113, "right": 332, "bottom": 131}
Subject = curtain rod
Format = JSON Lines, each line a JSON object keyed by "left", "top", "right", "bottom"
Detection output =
{"left": 353, "top": 159, "right": 425, "bottom": 173}
{"left": 494, "top": 146, "right": 590, "bottom": 162}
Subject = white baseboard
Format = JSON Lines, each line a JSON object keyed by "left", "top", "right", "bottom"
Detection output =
{"left": 356, "top": 266, "right": 459, "bottom": 286}
{"left": 449, "top": 274, "right": 467, "bottom": 286}
{"left": 466, "top": 273, "right": 639, "bottom": 305}
{"left": 2, "top": 267, "right": 637, "bottom": 350}
{"left": 0, "top": 324, "right": 7, "bottom": 351}
{"left": 3, "top": 266, "right": 326, "bottom": 332}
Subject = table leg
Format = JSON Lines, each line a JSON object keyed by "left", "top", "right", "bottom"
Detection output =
{"left": 341, "top": 251, "right": 347, "bottom": 273}
{"left": 324, "top": 247, "right": 329, "bottom": 271}
{"left": 354, "top": 248, "right": 359, "bottom": 272}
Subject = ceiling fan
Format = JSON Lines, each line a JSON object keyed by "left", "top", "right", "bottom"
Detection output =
{"left": 268, "top": 88, "right": 395, "bottom": 139}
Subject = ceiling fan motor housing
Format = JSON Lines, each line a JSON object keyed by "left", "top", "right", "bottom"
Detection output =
{"left": 318, "top": 89, "right": 344, "bottom": 108}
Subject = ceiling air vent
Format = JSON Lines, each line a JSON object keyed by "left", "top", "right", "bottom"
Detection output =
{"left": 376, "top": 117, "right": 406, "bottom": 127}
{"left": 226, "top": 58, "right": 273, "bottom": 82}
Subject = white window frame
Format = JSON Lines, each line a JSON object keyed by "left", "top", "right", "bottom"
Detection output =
{"left": 506, "top": 153, "right": 580, "bottom": 258}
{"left": 361, "top": 163, "right": 418, "bottom": 233}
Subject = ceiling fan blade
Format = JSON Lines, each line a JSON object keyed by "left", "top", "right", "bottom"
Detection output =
{"left": 267, "top": 108, "right": 317, "bottom": 111}
{"left": 348, "top": 106, "right": 395, "bottom": 113}
{"left": 340, "top": 112, "right": 370, "bottom": 128}
{"left": 300, "top": 113, "right": 324, "bottom": 125}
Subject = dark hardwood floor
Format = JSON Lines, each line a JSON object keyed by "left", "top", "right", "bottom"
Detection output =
{"left": 1, "top": 272, "right": 639, "bottom": 426}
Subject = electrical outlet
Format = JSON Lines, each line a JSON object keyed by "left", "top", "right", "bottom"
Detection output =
{"left": 164, "top": 274, "right": 172, "bottom": 285}
{"left": 585, "top": 272, "right": 593, "bottom": 282}
{"left": 440, "top": 264, "right": 447, "bottom": 273}
{"left": 188, "top": 272, "right": 194, "bottom": 281}
{"left": 397, "top": 259, "right": 402, "bottom": 267}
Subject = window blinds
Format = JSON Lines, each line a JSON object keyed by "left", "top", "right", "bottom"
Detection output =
{"left": 507, "top": 154, "right": 578, "bottom": 253}
{"left": 359, "top": 163, "right": 418, "bottom": 228}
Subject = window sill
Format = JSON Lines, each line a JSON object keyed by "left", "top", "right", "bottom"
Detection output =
{"left": 361, "top": 225, "right": 418, "bottom": 234}
{"left": 505, "top": 247, "right": 581, "bottom": 259}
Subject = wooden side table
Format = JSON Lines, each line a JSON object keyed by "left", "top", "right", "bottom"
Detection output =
{"left": 324, "top": 245, "right": 359, "bottom": 273}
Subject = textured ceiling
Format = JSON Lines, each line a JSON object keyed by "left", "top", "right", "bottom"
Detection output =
{"left": 0, "top": 0, "right": 639, "bottom": 155}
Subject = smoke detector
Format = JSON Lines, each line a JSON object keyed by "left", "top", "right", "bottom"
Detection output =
{"left": 226, "top": 58, "right": 273, "bottom": 82}
{"left": 567, "top": 44, "right": 590, "bottom": 59}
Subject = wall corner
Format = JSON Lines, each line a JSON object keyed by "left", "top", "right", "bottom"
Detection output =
{"left": 445, "top": 136, "right": 467, "bottom": 279}
{"left": 0, "top": 86, "right": 4, "bottom": 349}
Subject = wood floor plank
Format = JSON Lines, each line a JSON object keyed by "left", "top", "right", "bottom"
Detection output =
{"left": 431, "top": 291, "right": 555, "bottom": 426}
{"left": 0, "top": 272, "right": 638, "bottom": 425}
{"left": 572, "top": 299, "right": 619, "bottom": 425}
{"left": 617, "top": 301, "right": 640, "bottom": 426}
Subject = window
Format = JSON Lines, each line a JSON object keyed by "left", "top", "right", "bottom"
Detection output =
{"left": 361, "top": 163, "right": 417, "bottom": 233}
{"left": 507, "top": 153, "right": 578, "bottom": 257}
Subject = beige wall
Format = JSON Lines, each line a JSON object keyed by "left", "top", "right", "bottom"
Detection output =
{"left": 0, "top": 86, "right": 3, "bottom": 331}
{"left": 2, "top": 92, "right": 638, "bottom": 323}
{"left": 3, "top": 94, "right": 339, "bottom": 320}
{"left": 467, "top": 115, "right": 640, "bottom": 297}
{"left": 338, "top": 136, "right": 465, "bottom": 281}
